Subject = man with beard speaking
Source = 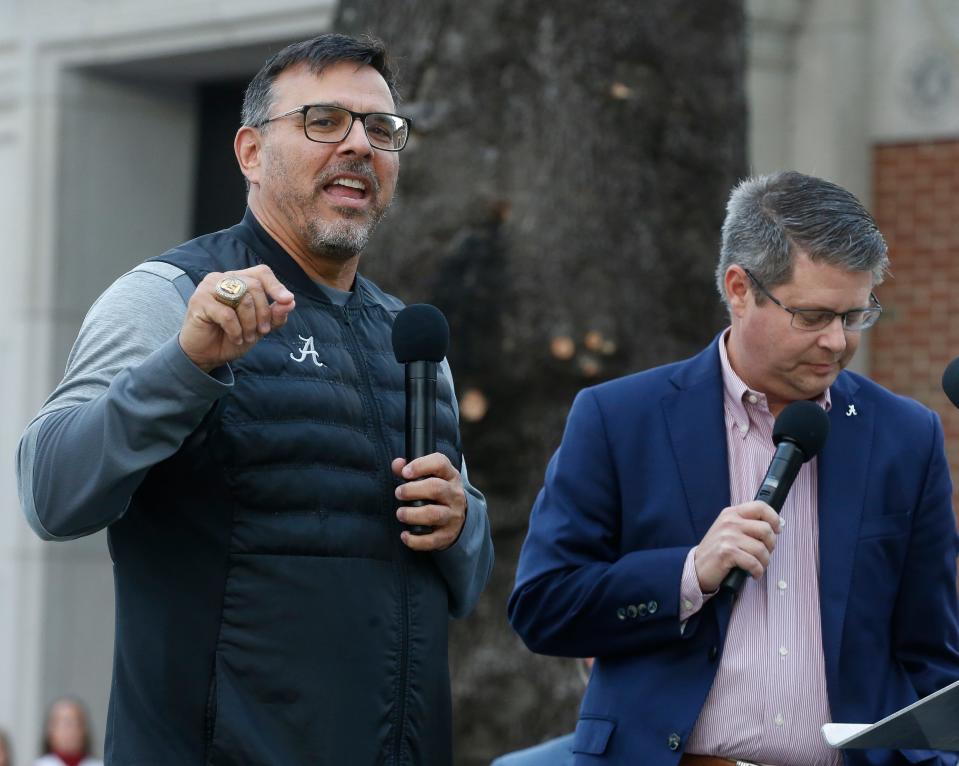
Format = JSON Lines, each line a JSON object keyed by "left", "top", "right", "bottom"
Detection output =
{"left": 17, "top": 33, "right": 493, "bottom": 766}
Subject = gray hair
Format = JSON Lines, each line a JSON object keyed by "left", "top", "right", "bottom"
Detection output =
{"left": 716, "top": 171, "right": 889, "bottom": 306}
{"left": 241, "top": 33, "right": 399, "bottom": 129}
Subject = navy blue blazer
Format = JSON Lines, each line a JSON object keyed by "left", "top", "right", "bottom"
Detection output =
{"left": 509, "top": 337, "right": 959, "bottom": 766}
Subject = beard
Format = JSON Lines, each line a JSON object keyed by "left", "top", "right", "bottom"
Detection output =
{"left": 304, "top": 197, "right": 391, "bottom": 262}
{"left": 269, "top": 153, "right": 392, "bottom": 263}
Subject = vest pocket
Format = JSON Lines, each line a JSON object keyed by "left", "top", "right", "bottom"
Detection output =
{"left": 206, "top": 553, "right": 401, "bottom": 766}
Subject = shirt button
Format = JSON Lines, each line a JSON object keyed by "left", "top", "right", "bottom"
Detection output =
{"left": 683, "top": 599, "right": 693, "bottom": 610}
{"left": 779, "top": 646, "right": 788, "bottom": 657}
{"left": 774, "top": 713, "right": 785, "bottom": 726}
{"left": 667, "top": 733, "right": 681, "bottom": 751}
{"left": 778, "top": 579, "right": 788, "bottom": 591}
{"left": 738, "top": 424, "right": 748, "bottom": 435}
{"left": 747, "top": 394, "right": 758, "bottom": 404}
{"left": 780, "top": 517, "right": 786, "bottom": 529}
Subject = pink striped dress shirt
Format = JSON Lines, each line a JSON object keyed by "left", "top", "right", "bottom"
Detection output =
{"left": 680, "top": 332, "right": 841, "bottom": 766}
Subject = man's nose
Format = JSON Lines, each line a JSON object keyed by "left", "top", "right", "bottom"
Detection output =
{"left": 336, "top": 117, "right": 373, "bottom": 157}
{"left": 818, "top": 315, "right": 848, "bottom": 353}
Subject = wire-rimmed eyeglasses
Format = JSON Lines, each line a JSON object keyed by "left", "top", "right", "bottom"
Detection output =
{"left": 744, "top": 269, "right": 882, "bottom": 331}
{"left": 258, "top": 104, "right": 412, "bottom": 152}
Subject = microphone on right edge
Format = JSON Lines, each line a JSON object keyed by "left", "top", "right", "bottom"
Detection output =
{"left": 721, "top": 400, "right": 831, "bottom": 595}
{"left": 941, "top": 357, "right": 959, "bottom": 409}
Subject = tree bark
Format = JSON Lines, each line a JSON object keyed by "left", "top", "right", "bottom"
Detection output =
{"left": 334, "top": 2, "right": 747, "bottom": 762}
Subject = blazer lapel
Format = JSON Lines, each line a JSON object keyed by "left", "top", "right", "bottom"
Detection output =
{"left": 817, "top": 372, "right": 872, "bottom": 698}
{"left": 662, "top": 337, "right": 734, "bottom": 629}
{"left": 662, "top": 339, "right": 731, "bottom": 547}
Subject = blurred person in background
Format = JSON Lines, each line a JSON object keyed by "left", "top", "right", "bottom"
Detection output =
{"left": 33, "top": 698, "right": 102, "bottom": 766}
{"left": 490, "top": 659, "right": 593, "bottom": 766}
{"left": 0, "top": 728, "right": 13, "bottom": 766}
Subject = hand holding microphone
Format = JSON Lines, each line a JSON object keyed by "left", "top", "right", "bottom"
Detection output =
{"left": 695, "top": 400, "right": 830, "bottom": 595}
{"left": 391, "top": 454, "right": 467, "bottom": 551}
{"left": 391, "top": 304, "right": 467, "bottom": 551}
{"left": 694, "top": 501, "right": 783, "bottom": 594}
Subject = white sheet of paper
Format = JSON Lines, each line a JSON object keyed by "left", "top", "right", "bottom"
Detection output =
{"left": 821, "top": 723, "right": 871, "bottom": 747}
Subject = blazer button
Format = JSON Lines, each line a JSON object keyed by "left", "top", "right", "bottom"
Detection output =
{"left": 648, "top": 600, "right": 659, "bottom": 614}
{"left": 616, "top": 607, "right": 626, "bottom": 620}
{"left": 626, "top": 605, "right": 638, "bottom": 618}
{"left": 667, "top": 733, "right": 681, "bottom": 751}
{"left": 709, "top": 645, "right": 719, "bottom": 661}
{"left": 637, "top": 603, "right": 648, "bottom": 617}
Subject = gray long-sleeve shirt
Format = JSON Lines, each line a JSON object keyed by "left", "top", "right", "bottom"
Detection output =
{"left": 16, "top": 260, "right": 493, "bottom": 617}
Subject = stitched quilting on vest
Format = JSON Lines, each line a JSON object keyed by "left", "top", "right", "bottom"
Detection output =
{"left": 215, "top": 299, "right": 460, "bottom": 532}
{"left": 203, "top": 300, "right": 458, "bottom": 765}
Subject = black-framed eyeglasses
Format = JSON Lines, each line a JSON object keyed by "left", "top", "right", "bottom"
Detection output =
{"left": 743, "top": 269, "right": 882, "bottom": 332}
{"left": 258, "top": 104, "right": 412, "bottom": 152}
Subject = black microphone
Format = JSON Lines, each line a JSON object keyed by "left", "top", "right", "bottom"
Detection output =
{"left": 721, "top": 400, "right": 830, "bottom": 594}
{"left": 942, "top": 357, "right": 959, "bottom": 409}
{"left": 391, "top": 304, "right": 450, "bottom": 536}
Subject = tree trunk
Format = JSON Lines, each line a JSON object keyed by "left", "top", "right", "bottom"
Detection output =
{"left": 334, "top": 2, "right": 747, "bottom": 762}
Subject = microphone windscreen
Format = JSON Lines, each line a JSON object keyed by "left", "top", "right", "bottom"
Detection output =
{"left": 772, "top": 399, "right": 830, "bottom": 461}
{"left": 942, "top": 357, "right": 959, "bottom": 409}
{"left": 392, "top": 304, "right": 449, "bottom": 363}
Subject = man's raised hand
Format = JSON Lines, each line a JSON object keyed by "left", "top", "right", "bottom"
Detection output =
{"left": 179, "top": 265, "right": 295, "bottom": 372}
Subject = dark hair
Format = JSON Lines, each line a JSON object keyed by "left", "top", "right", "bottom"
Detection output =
{"left": 716, "top": 171, "right": 889, "bottom": 306}
{"left": 41, "top": 697, "right": 94, "bottom": 757}
{"left": 241, "top": 33, "right": 399, "bottom": 128}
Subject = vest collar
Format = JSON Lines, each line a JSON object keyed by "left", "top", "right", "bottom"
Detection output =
{"left": 235, "top": 208, "right": 380, "bottom": 309}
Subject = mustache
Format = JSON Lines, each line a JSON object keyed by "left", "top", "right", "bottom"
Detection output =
{"left": 315, "top": 160, "right": 380, "bottom": 196}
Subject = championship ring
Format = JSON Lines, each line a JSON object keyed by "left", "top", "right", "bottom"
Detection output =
{"left": 213, "top": 276, "right": 248, "bottom": 309}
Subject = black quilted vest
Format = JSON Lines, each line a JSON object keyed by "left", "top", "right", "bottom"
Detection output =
{"left": 104, "top": 210, "right": 462, "bottom": 766}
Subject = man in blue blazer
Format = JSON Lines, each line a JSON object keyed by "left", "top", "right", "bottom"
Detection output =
{"left": 508, "top": 172, "right": 959, "bottom": 766}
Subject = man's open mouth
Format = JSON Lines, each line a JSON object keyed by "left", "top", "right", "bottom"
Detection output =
{"left": 325, "top": 176, "right": 369, "bottom": 201}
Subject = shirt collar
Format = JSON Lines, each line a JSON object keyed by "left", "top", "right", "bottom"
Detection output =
{"left": 718, "top": 327, "right": 831, "bottom": 434}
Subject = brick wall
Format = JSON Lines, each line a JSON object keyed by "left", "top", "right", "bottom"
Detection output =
{"left": 872, "top": 140, "right": 959, "bottom": 515}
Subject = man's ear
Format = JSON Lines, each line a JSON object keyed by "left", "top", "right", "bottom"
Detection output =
{"left": 724, "top": 266, "right": 751, "bottom": 318}
{"left": 234, "top": 126, "right": 263, "bottom": 186}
